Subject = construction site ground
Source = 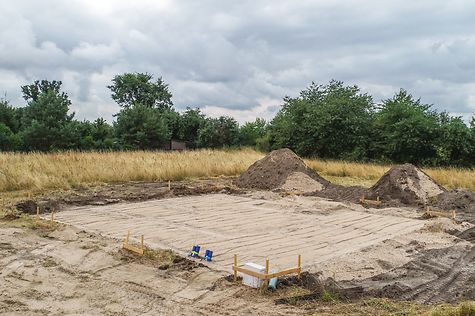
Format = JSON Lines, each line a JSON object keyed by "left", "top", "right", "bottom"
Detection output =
{"left": 2, "top": 178, "right": 475, "bottom": 315}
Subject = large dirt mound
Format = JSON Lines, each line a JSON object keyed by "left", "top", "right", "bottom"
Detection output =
{"left": 369, "top": 164, "right": 445, "bottom": 205}
{"left": 234, "top": 148, "right": 330, "bottom": 190}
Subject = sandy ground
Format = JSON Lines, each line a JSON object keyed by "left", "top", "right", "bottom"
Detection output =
{"left": 0, "top": 224, "right": 300, "bottom": 316}
{"left": 3, "top": 191, "right": 474, "bottom": 314}
{"left": 52, "top": 193, "right": 426, "bottom": 272}
{"left": 51, "top": 192, "right": 473, "bottom": 289}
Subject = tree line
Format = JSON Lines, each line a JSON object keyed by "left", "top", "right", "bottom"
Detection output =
{"left": 1, "top": 74, "right": 474, "bottom": 167}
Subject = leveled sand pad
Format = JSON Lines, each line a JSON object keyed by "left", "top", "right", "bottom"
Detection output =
{"left": 55, "top": 194, "right": 424, "bottom": 271}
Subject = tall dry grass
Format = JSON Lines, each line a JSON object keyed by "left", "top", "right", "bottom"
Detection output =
{"left": 1, "top": 149, "right": 474, "bottom": 193}
{"left": 0, "top": 149, "right": 264, "bottom": 193}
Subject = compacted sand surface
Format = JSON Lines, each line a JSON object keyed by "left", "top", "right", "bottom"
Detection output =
{"left": 53, "top": 194, "right": 425, "bottom": 271}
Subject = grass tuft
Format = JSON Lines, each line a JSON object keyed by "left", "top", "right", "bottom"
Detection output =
{"left": 431, "top": 301, "right": 475, "bottom": 316}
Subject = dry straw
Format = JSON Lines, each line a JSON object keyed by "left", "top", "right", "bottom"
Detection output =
{"left": 1, "top": 149, "right": 474, "bottom": 193}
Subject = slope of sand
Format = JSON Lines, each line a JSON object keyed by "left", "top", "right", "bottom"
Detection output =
{"left": 280, "top": 172, "right": 324, "bottom": 193}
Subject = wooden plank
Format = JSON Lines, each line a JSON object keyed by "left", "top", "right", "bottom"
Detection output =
{"left": 122, "top": 231, "right": 145, "bottom": 256}
{"left": 233, "top": 266, "right": 301, "bottom": 280}
{"left": 360, "top": 195, "right": 382, "bottom": 207}
{"left": 234, "top": 266, "right": 266, "bottom": 279}
{"left": 425, "top": 207, "right": 456, "bottom": 220}
{"left": 123, "top": 244, "right": 144, "bottom": 256}
{"left": 266, "top": 267, "right": 300, "bottom": 279}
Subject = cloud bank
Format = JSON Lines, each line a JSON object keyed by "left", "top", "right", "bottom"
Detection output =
{"left": 1, "top": 0, "right": 474, "bottom": 123}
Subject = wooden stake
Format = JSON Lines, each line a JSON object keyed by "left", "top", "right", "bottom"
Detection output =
{"left": 124, "top": 230, "right": 130, "bottom": 246}
{"left": 168, "top": 180, "right": 171, "bottom": 191}
{"left": 36, "top": 206, "right": 40, "bottom": 222}
{"left": 297, "top": 254, "right": 301, "bottom": 279}
{"left": 234, "top": 254, "right": 237, "bottom": 282}
{"left": 265, "top": 257, "right": 269, "bottom": 286}
{"left": 141, "top": 235, "right": 144, "bottom": 252}
{"left": 50, "top": 210, "right": 55, "bottom": 224}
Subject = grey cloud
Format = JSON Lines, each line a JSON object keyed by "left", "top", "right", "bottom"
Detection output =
{"left": 0, "top": 0, "right": 474, "bottom": 122}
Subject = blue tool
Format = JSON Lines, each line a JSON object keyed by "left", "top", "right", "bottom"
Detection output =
{"left": 203, "top": 249, "right": 213, "bottom": 262}
{"left": 189, "top": 245, "right": 201, "bottom": 258}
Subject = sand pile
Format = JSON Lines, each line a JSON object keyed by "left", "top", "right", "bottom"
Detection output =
{"left": 369, "top": 164, "right": 445, "bottom": 205}
{"left": 234, "top": 148, "right": 329, "bottom": 191}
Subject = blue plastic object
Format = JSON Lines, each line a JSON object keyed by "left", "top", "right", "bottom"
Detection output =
{"left": 268, "top": 276, "right": 278, "bottom": 290}
{"left": 203, "top": 249, "right": 213, "bottom": 262}
{"left": 189, "top": 245, "right": 201, "bottom": 258}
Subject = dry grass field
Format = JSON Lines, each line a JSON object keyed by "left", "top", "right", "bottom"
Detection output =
{"left": 1, "top": 149, "right": 474, "bottom": 194}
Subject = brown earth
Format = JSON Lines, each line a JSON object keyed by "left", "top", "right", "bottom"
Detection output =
{"left": 234, "top": 148, "right": 330, "bottom": 190}
{"left": 433, "top": 189, "right": 475, "bottom": 223}
{"left": 354, "top": 243, "right": 475, "bottom": 304}
{"left": 368, "top": 164, "right": 445, "bottom": 206}
{"left": 15, "top": 178, "right": 243, "bottom": 214}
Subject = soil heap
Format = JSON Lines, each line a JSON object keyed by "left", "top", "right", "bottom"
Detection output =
{"left": 368, "top": 164, "right": 445, "bottom": 205}
{"left": 234, "top": 148, "right": 330, "bottom": 191}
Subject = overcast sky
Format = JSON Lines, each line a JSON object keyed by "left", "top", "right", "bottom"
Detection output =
{"left": 1, "top": 1, "right": 475, "bottom": 123}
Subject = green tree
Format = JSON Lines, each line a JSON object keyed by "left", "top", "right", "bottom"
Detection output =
{"left": 114, "top": 105, "right": 170, "bottom": 149}
{"left": 436, "top": 114, "right": 474, "bottom": 166}
{"left": 0, "top": 100, "right": 19, "bottom": 132}
{"left": 0, "top": 123, "right": 14, "bottom": 151}
{"left": 161, "top": 109, "right": 182, "bottom": 139}
{"left": 239, "top": 118, "right": 267, "bottom": 147}
{"left": 270, "top": 80, "right": 374, "bottom": 159}
{"left": 197, "top": 116, "right": 239, "bottom": 148}
{"left": 20, "top": 80, "right": 74, "bottom": 151}
{"left": 179, "top": 108, "right": 206, "bottom": 147}
{"left": 108, "top": 73, "right": 173, "bottom": 110}
{"left": 374, "top": 89, "right": 440, "bottom": 164}
{"left": 55, "top": 121, "right": 95, "bottom": 150}
{"left": 91, "top": 118, "right": 115, "bottom": 149}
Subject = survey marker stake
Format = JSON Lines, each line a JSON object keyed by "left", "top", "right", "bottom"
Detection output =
{"left": 360, "top": 195, "right": 382, "bottom": 207}
{"left": 123, "top": 230, "right": 145, "bottom": 256}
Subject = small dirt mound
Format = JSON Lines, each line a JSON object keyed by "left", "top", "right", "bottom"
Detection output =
{"left": 234, "top": 149, "right": 329, "bottom": 190}
{"left": 15, "top": 200, "right": 60, "bottom": 214}
{"left": 15, "top": 200, "right": 38, "bottom": 214}
{"left": 368, "top": 164, "right": 445, "bottom": 205}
